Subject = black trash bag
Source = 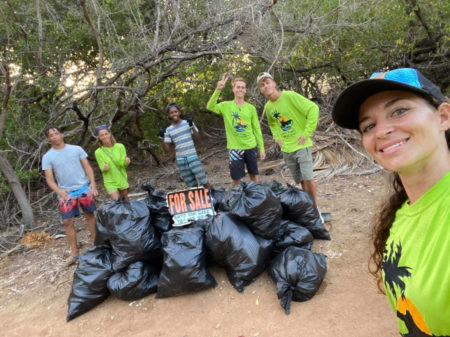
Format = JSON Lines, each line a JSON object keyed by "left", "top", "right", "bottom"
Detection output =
{"left": 267, "top": 180, "right": 286, "bottom": 195}
{"left": 205, "top": 212, "right": 273, "bottom": 293}
{"left": 141, "top": 184, "right": 172, "bottom": 233}
{"left": 268, "top": 246, "right": 327, "bottom": 315}
{"left": 228, "top": 181, "right": 282, "bottom": 239}
{"left": 278, "top": 184, "right": 331, "bottom": 240}
{"left": 187, "top": 217, "right": 215, "bottom": 267}
{"left": 94, "top": 209, "right": 111, "bottom": 247}
{"left": 272, "top": 220, "right": 314, "bottom": 255}
{"left": 107, "top": 261, "right": 159, "bottom": 301}
{"left": 96, "top": 199, "right": 162, "bottom": 271}
{"left": 210, "top": 187, "right": 226, "bottom": 211}
{"left": 156, "top": 227, "right": 216, "bottom": 298}
{"left": 189, "top": 216, "right": 214, "bottom": 232}
{"left": 67, "top": 245, "right": 114, "bottom": 321}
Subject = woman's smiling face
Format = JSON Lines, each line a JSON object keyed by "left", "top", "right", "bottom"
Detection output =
{"left": 98, "top": 129, "right": 112, "bottom": 146}
{"left": 358, "top": 90, "right": 445, "bottom": 174}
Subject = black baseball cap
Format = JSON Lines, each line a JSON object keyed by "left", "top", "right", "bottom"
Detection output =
{"left": 166, "top": 102, "right": 182, "bottom": 113}
{"left": 332, "top": 68, "right": 445, "bottom": 130}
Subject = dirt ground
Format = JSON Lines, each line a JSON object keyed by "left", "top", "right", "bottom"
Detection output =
{"left": 0, "top": 148, "right": 399, "bottom": 337}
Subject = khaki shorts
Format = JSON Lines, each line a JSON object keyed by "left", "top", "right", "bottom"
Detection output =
{"left": 282, "top": 147, "right": 314, "bottom": 183}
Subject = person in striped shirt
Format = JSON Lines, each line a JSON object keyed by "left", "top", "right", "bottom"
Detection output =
{"left": 160, "top": 103, "right": 210, "bottom": 188}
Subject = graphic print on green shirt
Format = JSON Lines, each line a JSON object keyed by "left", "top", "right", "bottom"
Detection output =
{"left": 270, "top": 109, "right": 293, "bottom": 131}
{"left": 382, "top": 172, "right": 450, "bottom": 337}
{"left": 264, "top": 91, "right": 319, "bottom": 153}
{"left": 231, "top": 111, "right": 247, "bottom": 132}
{"left": 383, "top": 241, "right": 448, "bottom": 337}
{"left": 206, "top": 89, "right": 265, "bottom": 151}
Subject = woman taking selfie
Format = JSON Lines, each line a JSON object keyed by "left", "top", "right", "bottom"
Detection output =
{"left": 94, "top": 125, "right": 131, "bottom": 201}
{"left": 332, "top": 68, "right": 449, "bottom": 336}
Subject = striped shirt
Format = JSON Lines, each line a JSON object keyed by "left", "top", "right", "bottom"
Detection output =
{"left": 164, "top": 120, "right": 199, "bottom": 159}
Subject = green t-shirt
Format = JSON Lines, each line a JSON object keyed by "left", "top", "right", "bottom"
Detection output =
{"left": 264, "top": 90, "right": 319, "bottom": 153}
{"left": 206, "top": 89, "right": 265, "bottom": 151}
{"left": 382, "top": 172, "right": 450, "bottom": 336}
{"left": 94, "top": 143, "right": 129, "bottom": 190}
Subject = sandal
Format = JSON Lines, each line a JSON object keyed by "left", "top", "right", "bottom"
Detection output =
{"left": 65, "top": 255, "right": 79, "bottom": 266}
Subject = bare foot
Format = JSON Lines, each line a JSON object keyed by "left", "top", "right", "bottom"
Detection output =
{"left": 65, "top": 255, "right": 79, "bottom": 266}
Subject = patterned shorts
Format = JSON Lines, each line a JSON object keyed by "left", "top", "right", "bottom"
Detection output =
{"left": 58, "top": 185, "right": 96, "bottom": 220}
{"left": 176, "top": 155, "right": 208, "bottom": 187}
{"left": 228, "top": 148, "right": 259, "bottom": 181}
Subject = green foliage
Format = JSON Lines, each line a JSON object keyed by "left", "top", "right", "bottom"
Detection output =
{"left": 0, "top": 0, "right": 448, "bottom": 179}
{"left": 16, "top": 169, "right": 40, "bottom": 182}
{"left": 0, "top": 169, "right": 40, "bottom": 194}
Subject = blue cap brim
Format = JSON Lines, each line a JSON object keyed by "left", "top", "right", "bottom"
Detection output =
{"left": 332, "top": 79, "right": 439, "bottom": 130}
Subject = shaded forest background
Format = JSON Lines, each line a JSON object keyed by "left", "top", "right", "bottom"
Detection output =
{"left": 0, "top": 0, "right": 449, "bottom": 233}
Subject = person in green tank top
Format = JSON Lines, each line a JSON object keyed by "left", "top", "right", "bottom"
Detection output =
{"left": 332, "top": 68, "right": 450, "bottom": 336}
{"left": 207, "top": 74, "right": 265, "bottom": 186}
{"left": 94, "top": 125, "right": 131, "bottom": 201}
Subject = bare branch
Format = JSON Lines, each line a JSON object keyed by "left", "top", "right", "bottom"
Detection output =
{"left": 80, "top": 0, "right": 104, "bottom": 85}
{"left": 0, "top": 62, "right": 12, "bottom": 139}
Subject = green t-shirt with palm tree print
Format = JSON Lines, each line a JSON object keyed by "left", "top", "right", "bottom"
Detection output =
{"left": 382, "top": 172, "right": 450, "bottom": 337}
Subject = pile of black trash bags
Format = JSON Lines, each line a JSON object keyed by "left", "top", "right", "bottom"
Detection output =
{"left": 67, "top": 181, "right": 330, "bottom": 321}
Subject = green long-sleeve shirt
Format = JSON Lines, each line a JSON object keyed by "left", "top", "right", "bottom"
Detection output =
{"left": 207, "top": 89, "right": 265, "bottom": 152}
{"left": 94, "top": 143, "right": 129, "bottom": 190}
{"left": 264, "top": 90, "right": 319, "bottom": 153}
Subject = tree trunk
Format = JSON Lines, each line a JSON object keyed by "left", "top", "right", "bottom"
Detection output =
{"left": 0, "top": 154, "right": 35, "bottom": 230}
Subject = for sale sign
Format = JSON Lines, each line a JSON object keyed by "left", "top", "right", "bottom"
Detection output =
{"left": 167, "top": 187, "right": 215, "bottom": 226}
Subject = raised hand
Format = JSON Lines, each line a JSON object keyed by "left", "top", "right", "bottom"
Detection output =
{"left": 216, "top": 73, "right": 229, "bottom": 90}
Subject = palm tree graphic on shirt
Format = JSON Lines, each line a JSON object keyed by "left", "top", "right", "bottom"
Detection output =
{"left": 232, "top": 112, "right": 247, "bottom": 132}
{"left": 272, "top": 111, "right": 292, "bottom": 131}
{"left": 383, "top": 241, "right": 442, "bottom": 337}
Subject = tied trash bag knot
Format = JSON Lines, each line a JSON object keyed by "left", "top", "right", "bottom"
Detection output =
{"left": 280, "top": 288, "right": 294, "bottom": 315}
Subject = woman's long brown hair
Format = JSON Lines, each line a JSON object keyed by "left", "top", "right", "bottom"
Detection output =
{"left": 369, "top": 173, "right": 407, "bottom": 292}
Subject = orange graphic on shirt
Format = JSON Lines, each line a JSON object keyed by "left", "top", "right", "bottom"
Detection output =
{"left": 383, "top": 242, "right": 435, "bottom": 337}
{"left": 397, "top": 296, "right": 431, "bottom": 335}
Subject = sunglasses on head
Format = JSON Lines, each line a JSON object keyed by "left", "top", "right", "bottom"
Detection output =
{"left": 95, "top": 124, "right": 109, "bottom": 136}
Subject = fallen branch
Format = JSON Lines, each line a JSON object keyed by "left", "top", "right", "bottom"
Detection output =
{"left": 0, "top": 244, "right": 23, "bottom": 260}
